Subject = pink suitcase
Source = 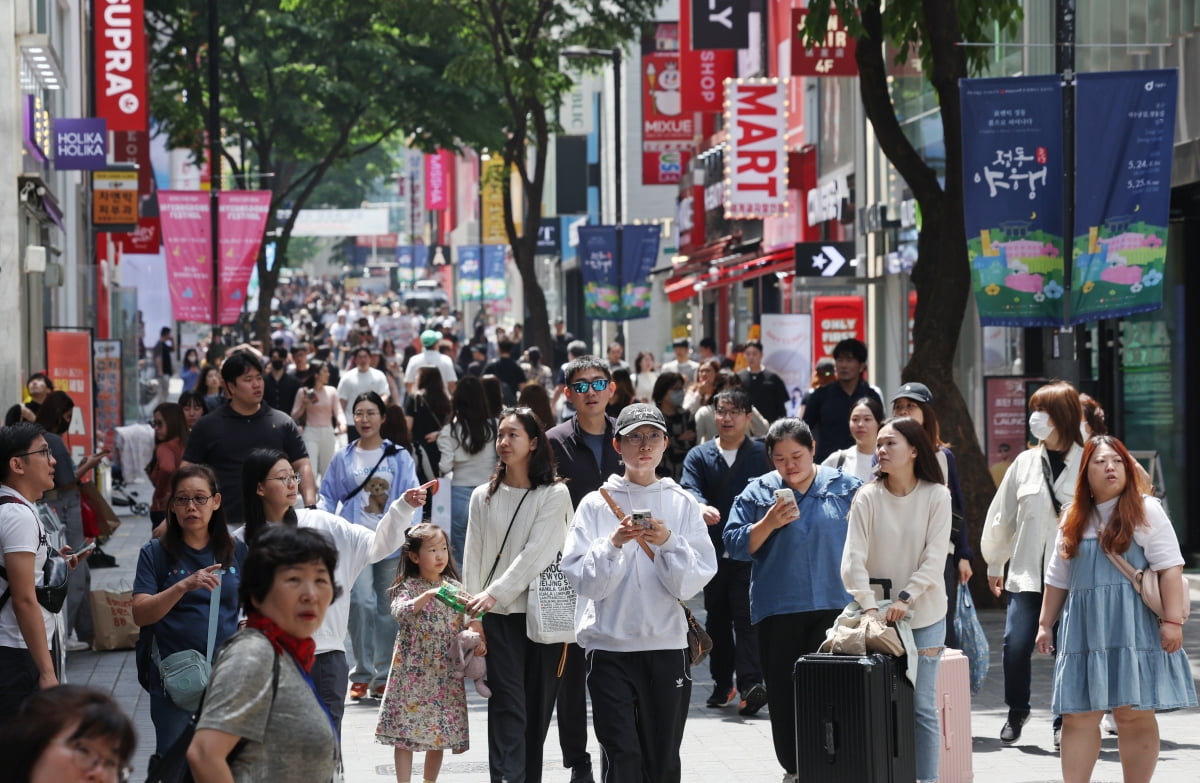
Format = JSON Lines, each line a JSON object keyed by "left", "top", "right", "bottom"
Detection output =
{"left": 937, "top": 648, "right": 973, "bottom": 782}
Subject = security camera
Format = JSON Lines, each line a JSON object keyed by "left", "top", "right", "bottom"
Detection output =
{"left": 36, "top": 186, "right": 45, "bottom": 197}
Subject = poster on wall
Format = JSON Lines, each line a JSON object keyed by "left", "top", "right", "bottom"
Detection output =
{"left": 46, "top": 330, "right": 96, "bottom": 461}
{"left": 960, "top": 75, "right": 1065, "bottom": 326}
{"left": 811, "top": 296, "right": 865, "bottom": 365}
{"left": 641, "top": 51, "right": 694, "bottom": 186}
{"left": 761, "top": 313, "right": 812, "bottom": 417}
{"left": 1069, "top": 70, "right": 1177, "bottom": 325}
{"left": 93, "top": 340, "right": 123, "bottom": 454}
{"left": 984, "top": 376, "right": 1038, "bottom": 488}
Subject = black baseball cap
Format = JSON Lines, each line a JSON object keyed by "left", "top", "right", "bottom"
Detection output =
{"left": 615, "top": 403, "right": 668, "bottom": 436}
{"left": 890, "top": 382, "right": 933, "bottom": 406}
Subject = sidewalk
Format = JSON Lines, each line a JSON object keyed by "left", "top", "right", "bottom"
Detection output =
{"left": 71, "top": 485, "right": 1200, "bottom": 782}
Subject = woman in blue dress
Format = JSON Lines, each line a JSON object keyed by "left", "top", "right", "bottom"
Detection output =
{"left": 1036, "top": 435, "right": 1195, "bottom": 783}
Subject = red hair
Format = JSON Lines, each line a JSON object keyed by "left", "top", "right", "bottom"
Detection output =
{"left": 1059, "top": 435, "right": 1146, "bottom": 560}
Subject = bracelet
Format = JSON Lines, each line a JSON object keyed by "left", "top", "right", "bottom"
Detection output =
{"left": 1160, "top": 618, "right": 1184, "bottom": 626}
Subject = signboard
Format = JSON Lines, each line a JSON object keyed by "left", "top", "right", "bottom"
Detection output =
{"left": 285, "top": 208, "right": 389, "bottom": 237}
{"left": 480, "top": 156, "right": 509, "bottom": 245}
{"left": 457, "top": 245, "right": 481, "bottom": 301}
{"left": 795, "top": 241, "right": 855, "bottom": 277}
{"left": 158, "top": 190, "right": 213, "bottom": 322}
{"left": 578, "top": 226, "right": 620, "bottom": 319}
{"left": 115, "top": 216, "right": 161, "bottom": 254}
{"left": 811, "top": 295, "right": 865, "bottom": 364}
{"left": 791, "top": 7, "right": 858, "bottom": 76}
{"left": 691, "top": 0, "right": 749, "bottom": 49}
{"left": 680, "top": 0, "right": 737, "bottom": 113}
{"left": 761, "top": 313, "right": 812, "bottom": 418}
{"left": 620, "top": 225, "right": 660, "bottom": 320}
{"left": 93, "top": 169, "right": 139, "bottom": 229}
{"left": 482, "top": 245, "right": 507, "bottom": 301}
{"left": 217, "top": 191, "right": 272, "bottom": 324}
{"left": 641, "top": 52, "right": 694, "bottom": 186}
{"left": 984, "top": 376, "right": 1035, "bottom": 487}
{"left": 93, "top": 340, "right": 123, "bottom": 452}
{"left": 94, "top": 0, "right": 147, "bottom": 132}
{"left": 46, "top": 330, "right": 96, "bottom": 459}
{"left": 23, "top": 95, "right": 50, "bottom": 163}
{"left": 110, "top": 130, "right": 154, "bottom": 198}
{"left": 536, "top": 218, "right": 561, "bottom": 255}
{"left": 53, "top": 118, "right": 107, "bottom": 170}
{"left": 425, "top": 150, "right": 451, "bottom": 210}
{"left": 724, "top": 79, "right": 788, "bottom": 218}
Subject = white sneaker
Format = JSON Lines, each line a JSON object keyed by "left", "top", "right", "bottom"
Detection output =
{"left": 65, "top": 638, "right": 90, "bottom": 652}
{"left": 1101, "top": 712, "right": 1118, "bottom": 736}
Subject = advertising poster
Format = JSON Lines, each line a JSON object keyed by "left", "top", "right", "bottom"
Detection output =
{"left": 457, "top": 245, "right": 481, "bottom": 302}
{"left": 724, "top": 79, "right": 788, "bottom": 218}
{"left": 761, "top": 313, "right": 812, "bottom": 417}
{"left": 46, "top": 330, "right": 95, "bottom": 460}
{"left": 577, "top": 226, "right": 621, "bottom": 319}
{"left": 619, "top": 225, "right": 660, "bottom": 320}
{"left": 642, "top": 51, "right": 693, "bottom": 186}
{"left": 482, "top": 245, "right": 507, "bottom": 301}
{"left": 984, "top": 377, "right": 1034, "bottom": 487}
{"left": 960, "top": 75, "right": 1065, "bottom": 326}
{"left": 1069, "top": 70, "right": 1178, "bottom": 325}
{"left": 158, "top": 190, "right": 213, "bottom": 322}
{"left": 93, "top": 340, "right": 123, "bottom": 452}
{"left": 811, "top": 296, "right": 865, "bottom": 365}
{"left": 217, "top": 191, "right": 272, "bottom": 324}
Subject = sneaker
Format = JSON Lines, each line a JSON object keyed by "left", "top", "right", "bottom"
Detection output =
{"left": 372, "top": 684, "right": 387, "bottom": 699}
{"left": 738, "top": 683, "right": 768, "bottom": 716}
{"left": 706, "top": 685, "right": 736, "bottom": 708}
{"left": 348, "top": 683, "right": 369, "bottom": 701}
{"left": 65, "top": 638, "right": 90, "bottom": 652}
{"left": 999, "top": 710, "right": 1030, "bottom": 743}
{"left": 1101, "top": 712, "right": 1118, "bottom": 736}
{"left": 1053, "top": 724, "right": 1062, "bottom": 751}
{"left": 568, "top": 766, "right": 595, "bottom": 783}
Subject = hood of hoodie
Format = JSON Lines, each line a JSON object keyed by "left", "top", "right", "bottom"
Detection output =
{"left": 599, "top": 474, "right": 682, "bottom": 518}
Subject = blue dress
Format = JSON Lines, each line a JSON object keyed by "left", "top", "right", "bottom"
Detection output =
{"left": 1051, "top": 537, "right": 1197, "bottom": 714}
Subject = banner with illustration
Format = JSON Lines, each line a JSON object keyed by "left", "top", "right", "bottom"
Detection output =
{"left": 960, "top": 75, "right": 1065, "bottom": 326}
{"left": 457, "top": 245, "right": 481, "bottom": 301}
{"left": 620, "top": 225, "right": 660, "bottom": 320}
{"left": 482, "top": 245, "right": 507, "bottom": 301}
{"left": 1068, "top": 70, "right": 1178, "bottom": 325}
{"left": 158, "top": 191, "right": 213, "bottom": 322}
{"left": 578, "top": 226, "right": 621, "bottom": 319}
{"left": 217, "top": 191, "right": 272, "bottom": 325}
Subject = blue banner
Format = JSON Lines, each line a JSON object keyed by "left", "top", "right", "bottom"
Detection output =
{"left": 620, "top": 225, "right": 660, "bottom": 320}
{"left": 1069, "top": 69, "right": 1177, "bottom": 325}
{"left": 960, "top": 75, "right": 1065, "bottom": 326}
{"left": 577, "top": 226, "right": 621, "bottom": 320}
{"left": 457, "top": 245, "right": 481, "bottom": 301}
{"left": 482, "top": 245, "right": 507, "bottom": 301}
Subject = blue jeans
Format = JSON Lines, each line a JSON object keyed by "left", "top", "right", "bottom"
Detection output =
{"left": 348, "top": 558, "right": 401, "bottom": 688}
{"left": 912, "top": 618, "right": 945, "bottom": 783}
{"left": 1002, "top": 590, "right": 1052, "bottom": 713}
{"left": 150, "top": 685, "right": 194, "bottom": 755}
{"left": 450, "top": 484, "right": 474, "bottom": 568}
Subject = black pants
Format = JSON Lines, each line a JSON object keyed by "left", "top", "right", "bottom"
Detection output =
{"left": 703, "top": 558, "right": 760, "bottom": 694}
{"left": 483, "top": 612, "right": 562, "bottom": 783}
{"left": 756, "top": 609, "right": 841, "bottom": 775}
{"left": 311, "top": 650, "right": 350, "bottom": 737}
{"left": 0, "top": 646, "right": 40, "bottom": 725}
{"left": 555, "top": 642, "right": 592, "bottom": 772}
{"left": 586, "top": 648, "right": 691, "bottom": 783}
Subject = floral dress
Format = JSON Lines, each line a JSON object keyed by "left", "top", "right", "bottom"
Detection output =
{"left": 375, "top": 576, "right": 469, "bottom": 752}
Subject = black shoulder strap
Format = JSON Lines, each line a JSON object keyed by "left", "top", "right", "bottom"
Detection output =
{"left": 0, "top": 496, "right": 40, "bottom": 612}
{"left": 836, "top": 451, "right": 847, "bottom": 470}
{"left": 1039, "top": 453, "right": 1063, "bottom": 515}
{"left": 343, "top": 443, "right": 398, "bottom": 502}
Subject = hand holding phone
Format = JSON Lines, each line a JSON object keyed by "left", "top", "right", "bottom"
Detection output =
{"left": 72, "top": 541, "right": 98, "bottom": 557}
{"left": 631, "top": 509, "right": 653, "bottom": 529}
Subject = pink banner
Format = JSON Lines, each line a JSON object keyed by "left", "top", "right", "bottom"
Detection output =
{"left": 425, "top": 150, "right": 450, "bottom": 210}
{"left": 218, "top": 191, "right": 272, "bottom": 324}
{"left": 158, "top": 190, "right": 213, "bottom": 322}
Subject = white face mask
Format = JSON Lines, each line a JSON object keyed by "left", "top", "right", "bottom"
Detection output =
{"left": 1029, "top": 411, "right": 1055, "bottom": 442}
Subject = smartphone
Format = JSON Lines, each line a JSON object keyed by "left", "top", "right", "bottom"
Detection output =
{"left": 774, "top": 489, "right": 795, "bottom": 507}
{"left": 307, "top": 389, "right": 319, "bottom": 402}
{"left": 72, "top": 542, "right": 97, "bottom": 557}
{"left": 631, "top": 509, "right": 653, "bottom": 528}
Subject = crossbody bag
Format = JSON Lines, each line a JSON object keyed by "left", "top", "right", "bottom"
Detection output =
{"left": 0, "top": 496, "right": 70, "bottom": 613}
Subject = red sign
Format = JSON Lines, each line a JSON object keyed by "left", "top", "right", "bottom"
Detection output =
{"left": 218, "top": 191, "right": 272, "bottom": 324}
{"left": 425, "top": 150, "right": 451, "bottom": 210}
{"left": 642, "top": 52, "right": 694, "bottom": 185}
{"left": 46, "top": 330, "right": 96, "bottom": 458}
{"left": 115, "top": 216, "right": 161, "bottom": 254}
{"left": 679, "top": 0, "right": 736, "bottom": 114}
{"left": 791, "top": 7, "right": 858, "bottom": 77}
{"left": 110, "top": 130, "right": 154, "bottom": 197}
{"left": 811, "top": 295, "right": 865, "bottom": 364}
{"left": 355, "top": 233, "right": 400, "bottom": 248}
{"left": 159, "top": 191, "right": 213, "bottom": 322}
{"left": 643, "top": 150, "right": 691, "bottom": 186}
{"left": 94, "top": 0, "right": 147, "bottom": 132}
{"left": 724, "top": 80, "right": 788, "bottom": 218}
{"left": 985, "top": 377, "right": 1033, "bottom": 484}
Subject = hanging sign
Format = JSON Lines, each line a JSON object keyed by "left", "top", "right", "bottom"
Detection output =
{"left": 724, "top": 79, "right": 789, "bottom": 219}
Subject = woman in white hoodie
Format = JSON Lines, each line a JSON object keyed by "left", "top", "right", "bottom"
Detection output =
{"left": 561, "top": 403, "right": 718, "bottom": 783}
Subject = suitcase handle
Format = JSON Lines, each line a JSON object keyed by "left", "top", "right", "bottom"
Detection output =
{"left": 822, "top": 717, "right": 836, "bottom": 758}
{"left": 870, "top": 577, "right": 893, "bottom": 600}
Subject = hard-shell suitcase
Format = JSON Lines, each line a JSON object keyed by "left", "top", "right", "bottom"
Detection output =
{"left": 937, "top": 648, "right": 974, "bottom": 782}
{"left": 794, "top": 652, "right": 915, "bottom": 783}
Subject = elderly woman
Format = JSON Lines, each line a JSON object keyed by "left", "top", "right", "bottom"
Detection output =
{"left": 188, "top": 525, "right": 342, "bottom": 783}
{"left": 1036, "top": 435, "right": 1196, "bottom": 783}
{"left": 1, "top": 684, "right": 136, "bottom": 783}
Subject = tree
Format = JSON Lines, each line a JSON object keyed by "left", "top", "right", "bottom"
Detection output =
{"left": 145, "top": 0, "right": 507, "bottom": 341}
{"left": 802, "top": 1, "right": 1022, "bottom": 598}
{"left": 432, "top": 0, "right": 660, "bottom": 358}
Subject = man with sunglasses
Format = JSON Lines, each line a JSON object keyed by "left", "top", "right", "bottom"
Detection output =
{"left": 545, "top": 355, "right": 622, "bottom": 783}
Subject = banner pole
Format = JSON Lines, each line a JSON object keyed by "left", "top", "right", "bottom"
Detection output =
{"left": 208, "top": 0, "right": 221, "bottom": 333}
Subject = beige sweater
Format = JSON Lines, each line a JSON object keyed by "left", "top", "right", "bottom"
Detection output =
{"left": 841, "top": 479, "right": 952, "bottom": 629}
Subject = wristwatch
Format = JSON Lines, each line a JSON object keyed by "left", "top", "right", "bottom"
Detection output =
{"left": 306, "top": 504, "right": 317, "bottom": 510}
{"left": 897, "top": 590, "right": 912, "bottom": 603}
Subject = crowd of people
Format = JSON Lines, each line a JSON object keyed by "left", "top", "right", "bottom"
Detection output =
{"left": 0, "top": 296, "right": 1195, "bottom": 783}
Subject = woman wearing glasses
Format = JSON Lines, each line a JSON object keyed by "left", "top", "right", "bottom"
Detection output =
{"left": 3, "top": 684, "right": 136, "bottom": 783}
{"left": 318, "top": 391, "right": 420, "bottom": 701}
{"left": 132, "top": 464, "right": 247, "bottom": 759}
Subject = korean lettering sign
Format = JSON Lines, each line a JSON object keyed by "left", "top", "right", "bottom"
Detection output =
{"left": 642, "top": 52, "right": 694, "bottom": 186}
{"left": 791, "top": 8, "right": 857, "bottom": 77}
{"left": 92, "top": 169, "right": 140, "bottom": 229}
{"left": 959, "top": 75, "right": 1065, "bottom": 326}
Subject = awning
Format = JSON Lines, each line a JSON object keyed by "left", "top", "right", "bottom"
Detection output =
{"left": 707, "top": 248, "right": 794, "bottom": 289}
{"left": 664, "top": 274, "right": 698, "bottom": 303}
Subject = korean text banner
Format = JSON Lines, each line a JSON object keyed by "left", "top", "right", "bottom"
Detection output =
{"left": 577, "top": 226, "right": 621, "bottom": 320}
{"left": 482, "top": 245, "right": 507, "bottom": 301}
{"left": 620, "top": 225, "right": 660, "bottom": 320}
{"left": 960, "top": 75, "right": 1065, "bottom": 326}
{"left": 217, "top": 191, "right": 272, "bottom": 325}
{"left": 457, "top": 245, "right": 481, "bottom": 301}
{"left": 46, "top": 330, "right": 96, "bottom": 457}
{"left": 158, "top": 191, "right": 213, "bottom": 322}
{"left": 1069, "top": 70, "right": 1178, "bottom": 325}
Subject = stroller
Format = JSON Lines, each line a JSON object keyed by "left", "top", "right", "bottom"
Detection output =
{"left": 111, "top": 424, "right": 154, "bottom": 517}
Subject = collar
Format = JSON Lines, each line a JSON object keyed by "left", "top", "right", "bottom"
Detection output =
{"left": 245, "top": 610, "right": 316, "bottom": 672}
{"left": 571, "top": 413, "right": 614, "bottom": 440}
{"left": 221, "top": 402, "right": 266, "bottom": 420}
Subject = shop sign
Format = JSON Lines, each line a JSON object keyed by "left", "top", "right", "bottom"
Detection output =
{"left": 115, "top": 216, "right": 160, "bottom": 254}
{"left": 23, "top": 94, "right": 51, "bottom": 163}
{"left": 94, "top": 0, "right": 147, "bottom": 131}
{"left": 425, "top": 150, "right": 451, "bottom": 210}
{"left": 642, "top": 51, "right": 694, "bottom": 185}
{"left": 691, "top": 0, "right": 750, "bottom": 49}
{"left": 794, "top": 241, "right": 855, "bottom": 277}
{"left": 724, "top": 79, "right": 788, "bottom": 219}
{"left": 806, "top": 175, "right": 845, "bottom": 226}
{"left": 46, "top": 330, "right": 96, "bottom": 457}
{"left": 811, "top": 295, "right": 864, "bottom": 363}
{"left": 791, "top": 7, "right": 858, "bottom": 77}
{"left": 536, "top": 218, "right": 561, "bottom": 255}
{"left": 92, "top": 169, "right": 139, "bottom": 230}
{"left": 53, "top": 118, "right": 108, "bottom": 170}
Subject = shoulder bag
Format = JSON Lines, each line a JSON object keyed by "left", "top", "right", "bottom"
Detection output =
{"left": 0, "top": 496, "right": 69, "bottom": 613}
{"left": 156, "top": 569, "right": 224, "bottom": 712}
{"left": 526, "top": 497, "right": 578, "bottom": 645}
{"left": 1104, "top": 546, "right": 1191, "bottom": 624}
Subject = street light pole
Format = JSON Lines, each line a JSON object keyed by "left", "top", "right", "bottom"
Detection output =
{"left": 208, "top": 0, "right": 221, "bottom": 335}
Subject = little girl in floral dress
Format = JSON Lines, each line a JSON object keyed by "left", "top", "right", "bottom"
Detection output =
{"left": 376, "top": 523, "right": 486, "bottom": 783}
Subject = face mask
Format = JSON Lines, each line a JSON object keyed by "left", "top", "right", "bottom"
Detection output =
{"left": 270, "top": 359, "right": 285, "bottom": 371}
{"left": 669, "top": 390, "right": 685, "bottom": 406}
{"left": 1029, "top": 411, "right": 1055, "bottom": 442}
{"left": 1080, "top": 420, "right": 1091, "bottom": 440}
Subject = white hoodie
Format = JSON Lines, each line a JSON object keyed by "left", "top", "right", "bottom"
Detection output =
{"left": 561, "top": 475, "right": 717, "bottom": 653}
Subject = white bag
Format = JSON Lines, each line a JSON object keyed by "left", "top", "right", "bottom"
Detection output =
{"left": 526, "top": 553, "right": 577, "bottom": 644}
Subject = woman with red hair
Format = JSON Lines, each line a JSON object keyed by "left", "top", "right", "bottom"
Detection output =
{"left": 1035, "top": 435, "right": 1195, "bottom": 783}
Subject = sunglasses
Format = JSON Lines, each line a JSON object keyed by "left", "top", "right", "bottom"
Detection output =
{"left": 570, "top": 379, "right": 610, "bottom": 394}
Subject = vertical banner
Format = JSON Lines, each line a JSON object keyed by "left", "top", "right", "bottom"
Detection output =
{"left": 642, "top": 51, "right": 694, "bottom": 185}
{"left": 680, "top": 0, "right": 737, "bottom": 113}
{"left": 620, "top": 225, "right": 660, "bottom": 320}
{"left": 724, "top": 79, "right": 789, "bottom": 218}
{"left": 1069, "top": 70, "right": 1177, "bottom": 325}
{"left": 811, "top": 295, "right": 865, "bottom": 365}
{"left": 46, "top": 330, "right": 95, "bottom": 461}
{"left": 94, "top": 0, "right": 147, "bottom": 132}
{"left": 760, "top": 314, "right": 812, "bottom": 417}
{"left": 984, "top": 377, "right": 1034, "bottom": 487}
{"left": 577, "top": 226, "right": 621, "bottom": 320}
{"left": 457, "top": 245, "right": 482, "bottom": 302}
{"left": 960, "top": 75, "right": 1065, "bottom": 326}
{"left": 93, "top": 340, "right": 123, "bottom": 453}
{"left": 217, "top": 191, "right": 272, "bottom": 324}
{"left": 480, "top": 156, "right": 509, "bottom": 244}
{"left": 397, "top": 246, "right": 414, "bottom": 285}
{"left": 482, "top": 245, "right": 507, "bottom": 301}
{"left": 158, "top": 191, "right": 213, "bottom": 322}
{"left": 425, "top": 150, "right": 451, "bottom": 210}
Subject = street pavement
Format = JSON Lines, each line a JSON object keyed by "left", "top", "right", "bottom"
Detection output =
{"left": 71, "top": 482, "right": 1200, "bottom": 782}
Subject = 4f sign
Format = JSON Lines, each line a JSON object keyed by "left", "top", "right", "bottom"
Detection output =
{"left": 95, "top": 0, "right": 147, "bottom": 132}
{"left": 723, "top": 79, "right": 788, "bottom": 219}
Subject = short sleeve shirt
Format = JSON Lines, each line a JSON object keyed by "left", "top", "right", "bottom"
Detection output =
{"left": 0, "top": 488, "right": 53, "bottom": 648}
{"left": 351, "top": 446, "right": 395, "bottom": 531}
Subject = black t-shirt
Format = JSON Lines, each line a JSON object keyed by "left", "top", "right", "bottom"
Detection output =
{"left": 263, "top": 371, "right": 302, "bottom": 414}
{"left": 802, "top": 380, "right": 884, "bottom": 463}
{"left": 157, "top": 340, "right": 174, "bottom": 376}
{"left": 737, "top": 367, "right": 790, "bottom": 422}
{"left": 484, "top": 357, "right": 525, "bottom": 404}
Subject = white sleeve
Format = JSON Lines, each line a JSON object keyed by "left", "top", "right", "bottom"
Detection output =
{"left": 369, "top": 499, "right": 419, "bottom": 562}
{"left": 1134, "top": 497, "right": 1185, "bottom": 572}
{"left": 1043, "top": 528, "right": 1070, "bottom": 589}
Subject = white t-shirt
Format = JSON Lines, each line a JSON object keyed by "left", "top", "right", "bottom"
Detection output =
{"left": 350, "top": 446, "right": 396, "bottom": 532}
{"left": 0, "top": 487, "right": 54, "bottom": 648}
{"left": 404, "top": 349, "right": 458, "bottom": 388}
{"left": 822, "top": 447, "right": 876, "bottom": 482}
{"left": 337, "top": 367, "right": 391, "bottom": 422}
{"left": 1045, "top": 496, "right": 1185, "bottom": 590}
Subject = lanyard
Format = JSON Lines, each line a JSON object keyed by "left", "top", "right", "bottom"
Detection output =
{"left": 294, "top": 658, "right": 340, "bottom": 741}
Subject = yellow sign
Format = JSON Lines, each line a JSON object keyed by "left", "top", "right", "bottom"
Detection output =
{"left": 92, "top": 170, "right": 139, "bottom": 226}
{"left": 480, "top": 156, "right": 509, "bottom": 245}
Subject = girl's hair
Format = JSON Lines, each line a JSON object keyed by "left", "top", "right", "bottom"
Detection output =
{"left": 2, "top": 685, "right": 136, "bottom": 782}
{"left": 450, "top": 375, "right": 496, "bottom": 455}
{"left": 651, "top": 371, "right": 683, "bottom": 406}
{"left": 391, "top": 523, "right": 460, "bottom": 592}
{"left": 486, "top": 407, "right": 559, "bottom": 499}
{"left": 480, "top": 375, "right": 504, "bottom": 418}
{"left": 765, "top": 418, "right": 814, "bottom": 456}
{"left": 635, "top": 351, "right": 657, "bottom": 373}
{"left": 304, "top": 359, "right": 328, "bottom": 390}
{"left": 183, "top": 348, "right": 201, "bottom": 369}
{"left": 154, "top": 402, "right": 189, "bottom": 444}
{"left": 352, "top": 390, "right": 386, "bottom": 420}
{"left": 1079, "top": 392, "right": 1108, "bottom": 436}
{"left": 850, "top": 396, "right": 886, "bottom": 429}
{"left": 239, "top": 525, "right": 342, "bottom": 611}
{"left": 178, "top": 389, "right": 210, "bottom": 415}
{"left": 609, "top": 368, "right": 635, "bottom": 409}
{"left": 164, "top": 464, "right": 235, "bottom": 564}
{"left": 697, "top": 358, "right": 722, "bottom": 382}
{"left": 1059, "top": 435, "right": 1146, "bottom": 560}
{"left": 416, "top": 366, "right": 452, "bottom": 419}
{"left": 1029, "top": 381, "right": 1084, "bottom": 449}
{"left": 894, "top": 396, "right": 947, "bottom": 449}
{"left": 877, "top": 417, "right": 944, "bottom": 485}
{"left": 34, "top": 390, "right": 75, "bottom": 435}
{"left": 241, "top": 448, "right": 299, "bottom": 545}
{"left": 517, "top": 384, "right": 555, "bottom": 431}
{"left": 380, "top": 404, "right": 412, "bottom": 449}
{"left": 709, "top": 368, "right": 742, "bottom": 404}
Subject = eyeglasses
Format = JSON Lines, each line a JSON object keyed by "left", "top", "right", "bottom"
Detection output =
{"left": 353, "top": 409, "right": 381, "bottom": 419}
{"left": 61, "top": 739, "right": 132, "bottom": 782}
{"left": 266, "top": 473, "right": 302, "bottom": 487}
{"left": 623, "top": 431, "right": 664, "bottom": 446}
{"left": 171, "top": 495, "right": 212, "bottom": 508}
{"left": 15, "top": 447, "right": 52, "bottom": 460}
{"left": 570, "top": 379, "right": 610, "bottom": 394}
{"left": 714, "top": 407, "right": 747, "bottom": 418}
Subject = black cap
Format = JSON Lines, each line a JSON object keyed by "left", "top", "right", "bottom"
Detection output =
{"left": 672, "top": 337, "right": 691, "bottom": 348}
{"left": 890, "top": 382, "right": 933, "bottom": 405}
{"left": 615, "top": 403, "right": 668, "bottom": 436}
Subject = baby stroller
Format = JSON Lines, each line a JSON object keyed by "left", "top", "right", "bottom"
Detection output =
{"left": 112, "top": 424, "right": 154, "bottom": 517}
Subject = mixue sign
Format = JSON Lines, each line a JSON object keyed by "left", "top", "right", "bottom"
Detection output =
{"left": 94, "top": 0, "right": 147, "bottom": 132}
{"left": 724, "top": 79, "right": 788, "bottom": 219}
